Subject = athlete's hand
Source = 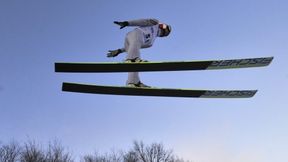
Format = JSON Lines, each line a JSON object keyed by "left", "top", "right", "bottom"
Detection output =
{"left": 114, "top": 21, "right": 129, "bottom": 29}
{"left": 107, "top": 49, "right": 122, "bottom": 57}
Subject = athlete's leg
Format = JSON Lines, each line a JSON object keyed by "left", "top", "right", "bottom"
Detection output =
{"left": 125, "top": 30, "right": 142, "bottom": 60}
{"left": 125, "top": 30, "right": 142, "bottom": 85}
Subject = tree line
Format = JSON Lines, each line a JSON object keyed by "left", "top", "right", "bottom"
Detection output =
{"left": 0, "top": 140, "right": 190, "bottom": 162}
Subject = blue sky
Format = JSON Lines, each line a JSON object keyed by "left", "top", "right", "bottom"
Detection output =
{"left": 1, "top": 0, "right": 288, "bottom": 161}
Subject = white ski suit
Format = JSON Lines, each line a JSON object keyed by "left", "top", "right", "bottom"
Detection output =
{"left": 121, "top": 18, "right": 161, "bottom": 85}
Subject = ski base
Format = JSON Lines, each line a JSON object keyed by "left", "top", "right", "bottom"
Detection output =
{"left": 55, "top": 57, "right": 273, "bottom": 73}
{"left": 62, "top": 82, "right": 257, "bottom": 98}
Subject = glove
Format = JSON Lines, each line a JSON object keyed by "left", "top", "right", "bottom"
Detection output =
{"left": 114, "top": 21, "right": 129, "bottom": 29}
{"left": 107, "top": 49, "right": 123, "bottom": 57}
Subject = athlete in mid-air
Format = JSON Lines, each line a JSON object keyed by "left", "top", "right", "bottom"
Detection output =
{"left": 107, "top": 18, "right": 171, "bottom": 88}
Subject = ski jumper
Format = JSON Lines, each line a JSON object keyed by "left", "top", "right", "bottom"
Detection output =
{"left": 122, "top": 19, "right": 160, "bottom": 85}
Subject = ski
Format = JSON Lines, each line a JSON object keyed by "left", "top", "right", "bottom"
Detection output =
{"left": 62, "top": 82, "right": 257, "bottom": 98}
{"left": 55, "top": 57, "right": 273, "bottom": 73}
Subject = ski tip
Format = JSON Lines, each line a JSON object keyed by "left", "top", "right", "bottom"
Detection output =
{"left": 250, "top": 90, "right": 258, "bottom": 98}
{"left": 266, "top": 56, "right": 274, "bottom": 65}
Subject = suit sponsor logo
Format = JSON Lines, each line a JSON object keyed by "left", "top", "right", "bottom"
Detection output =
{"left": 210, "top": 57, "right": 272, "bottom": 67}
{"left": 202, "top": 90, "right": 256, "bottom": 97}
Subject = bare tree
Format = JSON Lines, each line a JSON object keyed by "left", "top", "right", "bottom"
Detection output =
{"left": 45, "top": 140, "right": 74, "bottom": 162}
{"left": 0, "top": 139, "right": 190, "bottom": 162}
{"left": 20, "top": 140, "right": 74, "bottom": 162}
{"left": 132, "top": 141, "right": 146, "bottom": 162}
{"left": 82, "top": 151, "right": 122, "bottom": 162}
{"left": 123, "top": 151, "right": 138, "bottom": 162}
{"left": 130, "top": 141, "right": 175, "bottom": 162}
{"left": 0, "top": 141, "right": 21, "bottom": 162}
{"left": 20, "top": 140, "right": 45, "bottom": 162}
{"left": 82, "top": 152, "right": 107, "bottom": 162}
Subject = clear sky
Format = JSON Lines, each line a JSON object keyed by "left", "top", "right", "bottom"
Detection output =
{"left": 1, "top": 0, "right": 288, "bottom": 161}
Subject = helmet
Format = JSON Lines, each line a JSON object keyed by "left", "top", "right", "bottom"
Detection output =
{"left": 159, "top": 23, "right": 171, "bottom": 37}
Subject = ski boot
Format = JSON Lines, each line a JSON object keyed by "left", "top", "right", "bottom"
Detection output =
{"left": 127, "top": 82, "right": 151, "bottom": 88}
{"left": 125, "top": 57, "right": 148, "bottom": 63}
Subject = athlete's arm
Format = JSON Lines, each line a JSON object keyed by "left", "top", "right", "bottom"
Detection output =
{"left": 114, "top": 18, "right": 159, "bottom": 29}
{"left": 107, "top": 48, "right": 125, "bottom": 57}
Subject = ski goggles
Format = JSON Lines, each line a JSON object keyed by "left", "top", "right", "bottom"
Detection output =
{"left": 159, "top": 24, "right": 171, "bottom": 37}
